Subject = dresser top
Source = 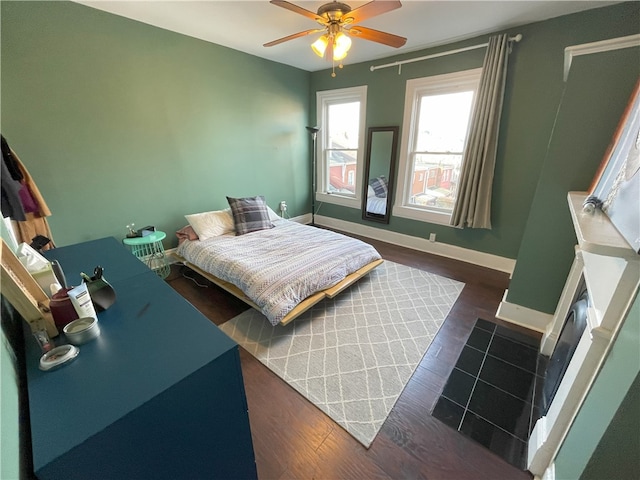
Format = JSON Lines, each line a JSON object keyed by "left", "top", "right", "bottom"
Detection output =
{"left": 28, "top": 237, "right": 236, "bottom": 469}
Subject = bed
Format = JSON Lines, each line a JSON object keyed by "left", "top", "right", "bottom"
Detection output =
{"left": 176, "top": 196, "right": 383, "bottom": 326}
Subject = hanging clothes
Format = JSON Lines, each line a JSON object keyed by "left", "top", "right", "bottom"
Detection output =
{"left": 1, "top": 135, "right": 26, "bottom": 221}
{"left": 1, "top": 135, "right": 55, "bottom": 249}
{"left": 1, "top": 135, "right": 23, "bottom": 180}
{"left": 13, "top": 149, "right": 51, "bottom": 217}
{"left": 1, "top": 152, "right": 26, "bottom": 221}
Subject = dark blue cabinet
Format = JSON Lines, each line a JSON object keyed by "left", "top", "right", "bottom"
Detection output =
{"left": 23, "top": 237, "right": 257, "bottom": 479}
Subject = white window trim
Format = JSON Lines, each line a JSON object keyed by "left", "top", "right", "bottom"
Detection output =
{"left": 316, "top": 85, "right": 367, "bottom": 210}
{"left": 393, "top": 68, "right": 482, "bottom": 225}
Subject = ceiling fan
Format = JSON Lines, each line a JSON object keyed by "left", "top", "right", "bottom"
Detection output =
{"left": 264, "top": 0, "right": 407, "bottom": 76}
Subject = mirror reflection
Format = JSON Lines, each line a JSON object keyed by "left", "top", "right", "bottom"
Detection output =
{"left": 362, "top": 126, "right": 398, "bottom": 224}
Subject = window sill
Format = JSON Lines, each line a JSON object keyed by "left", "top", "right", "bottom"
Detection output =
{"left": 316, "top": 192, "right": 360, "bottom": 209}
{"left": 392, "top": 204, "right": 453, "bottom": 226}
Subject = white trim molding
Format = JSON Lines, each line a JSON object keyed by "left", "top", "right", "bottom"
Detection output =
{"left": 315, "top": 214, "right": 516, "bottom": 273}
{"left": 394, "top": 68, "right": 482, "bottom": 225}
{"left": 537, "top": 462, "right": 555, "bottom": 480}
{"left": 496, "top": 290, "right": 552, "bottom": 333}
{"left": 564, "top": 34, "right": 640, "bottom": 81}
{"left": 316, "top": 85, "right": 368, "bottom": 210}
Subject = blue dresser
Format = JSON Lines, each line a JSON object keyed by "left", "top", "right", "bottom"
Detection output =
{"left": 23, "top": 237, "right": 257, "bottom": 479}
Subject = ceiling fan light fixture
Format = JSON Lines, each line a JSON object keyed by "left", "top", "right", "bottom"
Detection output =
{"left": 311, "top": 35, "right": 329, "bottom": 57}
{"left": 311, "top": 32, "right": 351, "bottom": 60}
{"left": 332, "top": 32, "right": 352, "bottom": 60}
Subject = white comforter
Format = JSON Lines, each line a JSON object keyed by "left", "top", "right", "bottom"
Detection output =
{"left": 177, "top": 220, "right": 381, "bottom": 325}
{"left": 366, "top": 196, "right": 387, "bottom": 215}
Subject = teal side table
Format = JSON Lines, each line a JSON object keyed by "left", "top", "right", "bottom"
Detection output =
{"left": 122, "top": 230, "right": 170, "bottom": 279}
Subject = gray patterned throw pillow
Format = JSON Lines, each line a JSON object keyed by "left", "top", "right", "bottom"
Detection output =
{"left": 226, "top": 195, "right": 274, "bottom": 235}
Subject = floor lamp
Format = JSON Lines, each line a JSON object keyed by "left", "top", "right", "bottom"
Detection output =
{"left": 306, "top": 126, "right": 320, "bottom": 225}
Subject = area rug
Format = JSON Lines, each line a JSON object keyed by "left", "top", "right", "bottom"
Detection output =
{"left": 219, "top": 261, "right": 464, "bottom": 447}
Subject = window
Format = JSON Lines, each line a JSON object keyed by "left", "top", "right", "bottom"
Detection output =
{"left": 316, "top": 86, "right": 367, "bottom": 209}
{"left": 394, "top": 69, "right": 481, "bottom": 224}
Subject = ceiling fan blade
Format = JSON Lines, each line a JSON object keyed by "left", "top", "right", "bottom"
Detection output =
{"left": 269, "top": 0, "right": 322, "bottom": 22}
{"left": 264, "top": 29, "right": 323, "bottom": 47}
{"left": 347, "top": 26, "right": 407, "bottom": 48}
{"left": 345, "top": 0, "right": 402, "bottom": 25}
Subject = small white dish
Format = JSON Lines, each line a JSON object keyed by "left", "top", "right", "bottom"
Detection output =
{"left": 39, "top": 344, "right": 79, "bottom": 371}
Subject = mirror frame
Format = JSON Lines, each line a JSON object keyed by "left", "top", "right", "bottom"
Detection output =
{"left": 361, "top": 126, "right": 399, "bottom": 224}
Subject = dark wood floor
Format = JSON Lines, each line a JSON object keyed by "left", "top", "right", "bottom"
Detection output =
{"left": 166, "top": 232, "right": 537, "bottom": 480}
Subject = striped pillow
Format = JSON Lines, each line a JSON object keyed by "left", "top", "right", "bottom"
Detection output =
{"left": 369, "top": 176, "right": 388, "bottom": 198}
{"left": 226, "top": 196, "right": 274, "bottom": 236}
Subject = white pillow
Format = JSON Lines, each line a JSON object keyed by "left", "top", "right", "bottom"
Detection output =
{"left": 185, "top": 208, "right": 235, "bottom": 240}
{"left": 266, "top": 206, "right": 281, "bottom": 221}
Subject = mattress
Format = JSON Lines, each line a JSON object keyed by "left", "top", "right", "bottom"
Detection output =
{"left": 177, "top": 219, "right": 382, "bottom": 325}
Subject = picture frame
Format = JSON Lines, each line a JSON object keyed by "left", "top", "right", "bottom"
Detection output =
{"left": 589, "top": 79, "right": 640, "bottom": 253}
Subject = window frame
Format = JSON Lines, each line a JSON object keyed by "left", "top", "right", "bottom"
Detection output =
{"left": 393, "top": 68, "right": 482, "bottom": 225}
{"left": 316, "top": 85, "right": 367, "bottom": 209}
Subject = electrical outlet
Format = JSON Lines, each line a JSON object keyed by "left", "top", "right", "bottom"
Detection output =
{"left": 429, "top": 233, "right": 436, "bottom": 242}
{"left": 279, "top": 201, "right": 287, "bottom": 213}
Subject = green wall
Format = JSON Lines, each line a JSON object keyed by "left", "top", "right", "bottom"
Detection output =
{"left": 310, "top": 2, "right": 640, "bottom": 313}
{"left": 582, "top": 372, "right": 640, "bottom": 480}
{"left": 507, "top": 48, "right": 639, "bottom": 312}
{"left": 1, "top": 328, "right": 20, "bottom": 480}
{"left": 0, "top": 219, "right": 19, "bottom": 480}
{"left": 1, "top": 1, "right": 310, "bottom": 248}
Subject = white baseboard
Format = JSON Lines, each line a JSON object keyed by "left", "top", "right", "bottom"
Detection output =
{"left": 314, "top": 214, "right": 516, "bottom": 274}
{"left": 541, "top": 462, "right": 556, "bottom": 480}
{"left": 315, "top": 216, "right": 555, "bottom": 335}
{"left": 496, "top": 289, "right": 552, "bottom": 333}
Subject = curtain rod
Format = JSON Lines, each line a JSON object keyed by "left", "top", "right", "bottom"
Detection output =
{"left": 370, "top": 34, "right": 523, "bottom": 73}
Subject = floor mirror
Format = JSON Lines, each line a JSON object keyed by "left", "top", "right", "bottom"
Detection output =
{"left": 362, "top": 126, "right": 398, "bottom": 224}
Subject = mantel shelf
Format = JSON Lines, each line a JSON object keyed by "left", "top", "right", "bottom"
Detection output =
{"left": 568, "top": 192, "right": 638, "bottom": 260}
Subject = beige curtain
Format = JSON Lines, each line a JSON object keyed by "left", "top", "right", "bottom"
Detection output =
{"left": 451, "top": 34, "right": 510, "bottom": 229}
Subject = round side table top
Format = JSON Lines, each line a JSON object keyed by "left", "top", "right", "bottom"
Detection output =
{"left": 122, "top": 230, "right": 166, "bottom": 246}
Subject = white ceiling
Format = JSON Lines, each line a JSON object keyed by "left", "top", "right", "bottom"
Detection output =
{"left": 74, "top": 0, "right": 618, "bottom": 72}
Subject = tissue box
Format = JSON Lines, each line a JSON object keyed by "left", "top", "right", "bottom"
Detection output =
{"left": 140, "top": 226, "right": 156, "bottom": 237}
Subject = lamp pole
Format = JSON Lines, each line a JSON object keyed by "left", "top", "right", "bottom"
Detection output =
{"left": 306, "top": 126, "right": 320, "bottom": 226}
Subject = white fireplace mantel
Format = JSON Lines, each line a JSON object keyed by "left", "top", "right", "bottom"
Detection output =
{"left": 528, "top": 192, "right": 640, "bottom": 477}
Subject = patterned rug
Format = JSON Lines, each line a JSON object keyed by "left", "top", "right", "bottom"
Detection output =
{"left": 219, "top": 261, "right": 464, "bottom": 447}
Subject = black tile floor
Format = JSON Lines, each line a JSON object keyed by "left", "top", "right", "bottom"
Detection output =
{"left": 432, "top": 319, "right": 543, "bottom": 469}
